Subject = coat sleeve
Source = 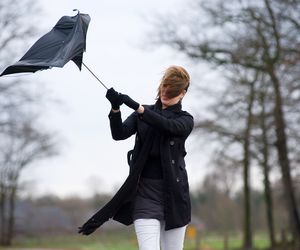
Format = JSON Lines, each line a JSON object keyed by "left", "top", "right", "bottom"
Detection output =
{"left": 140, "top": 108, "right": 194, "bottom": 137}
{"left": 108, "top": 110, "right": 137, "bottom": 140}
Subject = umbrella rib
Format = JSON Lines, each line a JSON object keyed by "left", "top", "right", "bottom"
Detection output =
{"left": 82, "top": 62, "right": 109, "bottom": 90}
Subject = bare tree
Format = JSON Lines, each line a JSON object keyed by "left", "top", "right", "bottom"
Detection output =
{"left": 251, "top": 76, "right": 277, "bottom": 247}
{"left": 151, "top": 0, "right": 300, "bottom": 246}
{"left": 0, "top": 0, "right": 60, "bottom": 245}
{"left": 0, "top": 110, "right": 58, "bottom": 245}
{"left": 0, "top": 0, "right": 40, "bottom": 63}
{"left": 194, "top": 68, "right": 259, "bottom": 249}
{"left": 0, "top": 0, "right": 42, "bottom": 128}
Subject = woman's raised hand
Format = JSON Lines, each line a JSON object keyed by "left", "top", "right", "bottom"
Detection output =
{"left": 105, "top": 87, "right": 123, "bottom": 110}
{"left": 120, "top": 94, "right": 140, "bottom": 111}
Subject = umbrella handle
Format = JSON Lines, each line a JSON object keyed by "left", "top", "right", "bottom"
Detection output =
{"left": 82, "top": 62, "right": 109, "bottom": 90}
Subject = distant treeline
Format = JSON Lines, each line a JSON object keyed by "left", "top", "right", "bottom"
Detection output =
{"left": 11, "top": 177, "right": 298, "bottom": 236}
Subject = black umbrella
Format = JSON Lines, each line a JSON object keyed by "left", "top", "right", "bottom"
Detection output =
{"left": 0, "top": 10, "right": 108, "bottom": 89}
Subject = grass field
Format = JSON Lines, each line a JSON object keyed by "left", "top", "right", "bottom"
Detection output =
{"left": 2, "top": 229, "right": 272, "bottom": 250}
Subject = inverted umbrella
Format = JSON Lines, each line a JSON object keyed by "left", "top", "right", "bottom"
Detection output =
{"left": 0, "top": 10, "right": 108, "bottom": 89}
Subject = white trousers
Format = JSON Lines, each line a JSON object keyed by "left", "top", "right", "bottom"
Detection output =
{"left": 134, "top": 219, "right": 187, "bottom": 250}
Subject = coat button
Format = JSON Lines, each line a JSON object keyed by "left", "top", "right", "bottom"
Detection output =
{"left": 176, "top": 177, "right": 180, "bottom": 182}
{"left": 171, "top": 160, "right": 175, "bottom": 164}
{"left": 170, "top": 140, "right": 175, "bottom": 146}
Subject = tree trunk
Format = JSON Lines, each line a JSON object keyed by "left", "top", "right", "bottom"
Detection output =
{"left": 243, "top": 81, "right": 255, "bottom": 250}
{"left": 259, "top": 90, "right": 276, "bottom": 247}
{"left": 269, "top": 69, "right": 300, "bottom": 239}
{"left": 0, "top": 183, "right": 6, "bottom": 245}
{"left": 223, "top": 231, "right": 229, "bottom": 250}
{"left": 243, "top": 134, "right": 252, "bottom": 250}
{"left": 6, "top": 185, "right": 17, "bottom": 246}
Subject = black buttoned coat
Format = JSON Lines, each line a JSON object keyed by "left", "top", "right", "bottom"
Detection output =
{"left": 79, "top": 100, "right": 193, "bottom": 234}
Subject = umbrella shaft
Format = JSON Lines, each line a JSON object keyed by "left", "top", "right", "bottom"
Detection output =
{"left": 82, "top": 62, "right": 108, "bottom": 90}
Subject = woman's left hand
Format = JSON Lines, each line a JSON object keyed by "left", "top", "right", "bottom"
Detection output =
{"left": 120, "top": 94, "right": 139, "bottom": 110}
{"left": 136, "top": 105, "right": 144, "bottom": 114}
{"left": 119, "top": 93, "right": 144, "bottom": 113}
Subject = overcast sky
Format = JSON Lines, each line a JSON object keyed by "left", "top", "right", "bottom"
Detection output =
{"left": 17, "top": 0, "right": 213, "bottom": 198}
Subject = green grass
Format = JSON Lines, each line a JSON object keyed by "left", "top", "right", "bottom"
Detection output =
{"left": 186, "top": 232, "right": 271, "bottom": 250}
{"left": 11, "top": 229, "right": 138, "bottom": 250}
{"left": 0, "top": 230, "right": 273, "bottom": 250}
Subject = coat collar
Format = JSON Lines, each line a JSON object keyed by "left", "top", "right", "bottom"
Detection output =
{"left": 155, "top": 98, "right": 182, "bottom": 112}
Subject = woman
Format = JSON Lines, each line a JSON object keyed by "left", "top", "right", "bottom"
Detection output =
{"left": 79, "top": 65, "right": 193, "bottom": 250}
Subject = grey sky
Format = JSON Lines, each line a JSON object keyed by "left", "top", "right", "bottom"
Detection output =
{"left": 19, "top": 0, "right": 210, "bottom": 197}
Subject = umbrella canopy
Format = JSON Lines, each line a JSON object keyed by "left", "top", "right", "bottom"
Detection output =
{"left": 0, "top": 10, "right": 91, "bottom": 76}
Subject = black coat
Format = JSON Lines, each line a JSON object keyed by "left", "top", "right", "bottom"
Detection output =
{"left": 78, "top": 100, "right": 193, "bottom": 235}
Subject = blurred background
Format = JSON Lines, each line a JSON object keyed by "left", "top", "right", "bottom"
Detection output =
{"left": 0, "top": 0, "right": 299, "bottom": 250}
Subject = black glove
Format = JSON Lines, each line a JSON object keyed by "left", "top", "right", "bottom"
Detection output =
{"left": 120, "top": 94, "right": 140, "bottom": 111}
{"left": 78, "top": 220, "right": 101, "bottom": 235}
{"left": 78, "top": 216, "right": 109, "bottom": 235}
{"left": 105, "top": 87, "right": 122, "bottom": 110}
